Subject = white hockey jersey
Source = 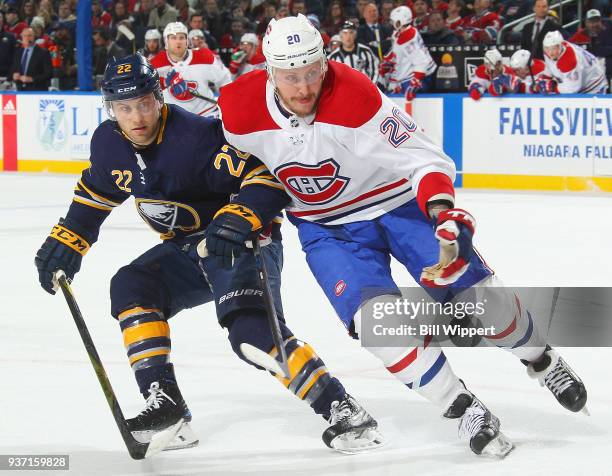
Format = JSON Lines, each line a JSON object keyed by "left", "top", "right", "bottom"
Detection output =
{"left": 150, "top": 48, "right": 232, "bottom": 117}
{"left": 544, "top": 41, "right": 608, "bottom": 94}
{"left": 218, "top": 62, "right": 455, "bottom": 225}
{"left": 389, "top": 26, "right": 437, "bottom": 86}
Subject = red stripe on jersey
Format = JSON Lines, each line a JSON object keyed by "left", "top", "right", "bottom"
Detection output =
{"left": 218, "top": 70, "right": 281, "bottom": 134}
{"left": 314, "top": 62, "right": 382, "bottom": 128}
{"left": 397, "top": 26, "right": 418, "bottom": 45}
{"left": 556, "top": 43, "right": 577, "bottom": 73}
{"left": 488, "top": 316, "right": 517, "bottom": 340}
{"left": 289, "top": 178, "right": 409, "bottom": 217}
{"left": 190, "top": 48, "right": 215, "bottom": 65}
{"left": 149, "top": 51, "right": 172, "bottom": 68}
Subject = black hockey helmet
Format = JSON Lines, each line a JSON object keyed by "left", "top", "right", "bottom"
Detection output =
{"left": 101, "top": 54, "right": 163, "bottom": 119}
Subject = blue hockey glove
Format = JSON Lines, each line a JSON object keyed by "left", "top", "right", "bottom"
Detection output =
{"left": 165, "top": 69, "right": 188, "bottom": 96}
{"left": 420, "top": 208, "right": 476, "bottom": 288}
{"left": 204, "top": 204, "right": 262, "bottom": 269}
{"left": 35, "top": 218, "right": 92, "bottom": 294}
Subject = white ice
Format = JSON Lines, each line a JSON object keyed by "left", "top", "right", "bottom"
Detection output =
{"left": 1, "top": 173, "right": 611, "bottom": 476}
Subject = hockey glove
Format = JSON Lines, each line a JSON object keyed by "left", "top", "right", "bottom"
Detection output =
{"left": 204, "top": 204, "right": 262, "bottom": 269}
{"left": 468, "top": 83, "right": 484, "bottom": 100}
{"left": 379, "top": 52, "right": 396, "bottom": 78}
{"left": 489, "top": 75, "right": 507, "bottom": 96}
{"left": 532, "top": 78, "right": 558, "bottom": 94}
{"left": 405, "top": 72, "right": 425, "bottom": 100}
{"left": 35, "top": 218, "right": 92, "bottom": 294}
{"left": 229, "top": 50, "right": 247, "bottom": 74}
{"left": 165, "top": 69, "right": 188, "bottom": 96}
{"left": 420, "top": 208, "right": 476, "bottom": 288}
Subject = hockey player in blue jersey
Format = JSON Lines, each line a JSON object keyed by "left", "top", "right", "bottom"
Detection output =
{"left": 34, "top": 54, "right": 384, "bottom": 453}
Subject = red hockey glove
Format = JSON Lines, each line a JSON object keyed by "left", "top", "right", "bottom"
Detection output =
{"left": 379, "top": 52, "right": 396, "bottom": 78}
{"left": 468, "top": 83, "right": 484, "bottom": 100}
{"left": 405, "top": 72, "right": 425, "bottom": 100}
{"left": 420, "top": 208, "right": 476, "bottom": 287}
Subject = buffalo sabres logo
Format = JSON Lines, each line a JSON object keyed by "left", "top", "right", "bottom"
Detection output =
{"left": 136, "top": 199, "right": 201, "bottom": 239}
{"left": 275, "top": 159, "right": 350, "bottom": 205}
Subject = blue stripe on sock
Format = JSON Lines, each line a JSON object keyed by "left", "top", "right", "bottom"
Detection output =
{"left": 512, "top": 311, "right": 534, "bottom": 349}
{"left": 420, "top": 352, "right": 447, "bottom": 387}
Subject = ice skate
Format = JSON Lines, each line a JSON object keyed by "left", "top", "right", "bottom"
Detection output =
{"left": 127, "top": 381, "right": 199, "bottom": 451}
{"left": 444, "top": 384, "right": 513, "bottom": 458}
{"left": 322, "top": 394, "right": 386, "bottom": 454}
{"left": 525, "top": 346, "right": 588, "bottom": 414}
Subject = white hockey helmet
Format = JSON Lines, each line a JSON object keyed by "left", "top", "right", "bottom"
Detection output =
{"left": 262, "top": 14, "right": 326, "bottom": 70}
{"left": 510, "top": 49, "right": 531, "bottom": 69}
{"left": 543, "top": 30, "right": 563, "bottom": 48}
{"left": 240, "top": 33, "right": 259, "bottom": 47}
{"left": 144, "top": 29, "right": 161, "bottom": 41}
{"left": 390, "top": 6, "right": 413, "bottom": 30}
{"left": 163, "top": 22, "right": 188, "bottom": 44}
{"left": 483, "top": 48, "right": 503, "bottom": 68}
{"left": 188, "top": 29, "right": 204, "bottom": 40}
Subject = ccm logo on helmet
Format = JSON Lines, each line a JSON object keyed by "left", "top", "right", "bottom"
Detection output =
{"left": 275, "top": 159, "right": 350, "bottom": 205}
{"left": 117, "top": 86, "right": 137, "bottom": 93}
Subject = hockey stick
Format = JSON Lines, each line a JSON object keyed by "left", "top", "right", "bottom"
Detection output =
{"left": 55, "top": 271, "right": 182, "bottom": 460}
{"left": 187, "top": 87, "right": 218, "bottom": 105}
{"left": 246, "top": 239, "right": 290, "bottom": 379}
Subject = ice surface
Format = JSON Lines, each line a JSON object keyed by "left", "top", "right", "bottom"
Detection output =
{"left": 1, "top": 174, "right": 611, "bottom": 476}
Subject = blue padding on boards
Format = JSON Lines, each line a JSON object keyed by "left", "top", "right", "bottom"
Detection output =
{"left": 443, "top": 95, "right": 463, "bottom": 188}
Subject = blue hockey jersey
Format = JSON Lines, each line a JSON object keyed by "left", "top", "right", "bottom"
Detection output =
{"left": 64, "top": 104, "right": 289, "bottom": 242}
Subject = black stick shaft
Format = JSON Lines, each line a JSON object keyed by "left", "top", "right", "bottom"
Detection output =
{"left": 252, "top": 240, "right": 290, "bottom": 377}
{"left": 58, "top": 274, "right": 149, "bottom": 459}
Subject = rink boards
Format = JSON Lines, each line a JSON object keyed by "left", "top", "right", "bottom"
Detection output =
{"left": 1, "top": 91, "right": 610, "bottom": 192}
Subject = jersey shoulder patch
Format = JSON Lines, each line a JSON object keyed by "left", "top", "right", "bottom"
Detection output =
{"left": 315, "top": 61, "right": 382, "bottom": 128}
{"left": 397, "top": 26, "right": 418, "bottom": 45}
{"left": 556, "top": 43, "right": 577, "bottom": 73}
{"left": 149, "top": 51, "right": 171, "bottom": 69}
{"left": 218, "top": 70, "right": 280, "bottom": 135}
{"left": 190, "top": 48, "right": 215, "bottom": 65}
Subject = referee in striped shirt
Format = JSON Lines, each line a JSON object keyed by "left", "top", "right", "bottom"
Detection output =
{"left": 328, "top": 21, "right": 380, "bottom": 84}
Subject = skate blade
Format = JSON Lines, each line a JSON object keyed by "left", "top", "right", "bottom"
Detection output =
{"left": 144, "top": 418, "right": 184, "bottom": 458}
{"left": 163, "top": 422, "right": 199, "bottom": 451}
{"left": 480, "top": 431, "right": 514, "bottom": 459}
{"left": 330, "top": 428, "right": 387, "bottom": 455}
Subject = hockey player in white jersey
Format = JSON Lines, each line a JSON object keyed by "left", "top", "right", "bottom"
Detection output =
{"left": 509, "top": 49, "right": 557, "bottom": 94}
{"left": 228, "top": 33, "right": 266, "bottom": 80}
{"left": 467, "top": 48, "right": 520, "bottom": 100}
{"left": 150, "top": 22, "right": 231, "bottom": 117}
{"left": 542, "top": 31, "right": 608, "bottom": 94}
{"left": 379, "top": 6, "right": 437, "bottom": 99}
{"left": 209, "top": 14, "right": 589, "bottom": 458}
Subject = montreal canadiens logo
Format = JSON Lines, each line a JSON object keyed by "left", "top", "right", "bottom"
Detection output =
{"left": 334, "top": 280, "right": 347, "bottom": 296}
{"left": 275, "top": 159, "right": 350, "bottom": 205}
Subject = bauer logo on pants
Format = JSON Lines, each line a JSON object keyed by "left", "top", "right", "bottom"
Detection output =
{"left": 275, "top": 159, "right": 350, "bottom": 205}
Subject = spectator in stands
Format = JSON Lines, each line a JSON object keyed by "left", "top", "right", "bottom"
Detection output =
{"left": 412, "top": 0, "right": 430, "bottom": 32}
{"left": 459, "top": 0, "right": 502, "bottom": 45}
{"left": 21, "top": 2, "right": 36, "bottom": 26}
{"left": 4, "top": 6, "right": 27, "bottom": 37}
{"left": 174, "top": 0, "right": 194, "bottom": 24}
{"left": 140, "top": 28, "right": 162, "bottom": 59}
{"left": 10, "top": 27, "right": 52, "bottom": 90}
{"left": 148, "top": 0, "right": 178, "bottom": 31}
{"left": 570, "top": 10, "right": 612, "bottom": 80}
{"left": 202, "top": 0, "right": 223, "bottom": 41}
{"left": 31, "top": 17, "right": 51, "bottom": 47}
{"left": 189, "top": 13, "right": 217, "bottom": 51}
{"left": 423, "top": 11, "right": 461, "bottom": 45}
{"left": 446, "top": 0, "right": 465, "bottom": 32}
{"left": 50, "top": 1, "right": 76, "bottom": 36}
{"left": 37, "top": 0, "right": 57, "bottom": 31}
{"left": 111, "top": 1, "right": 131, "bottom": 30}
{"left": 380, "top": 0, "right": 395, "bottom": 25}
{"left": 520, "top": 0, "right": 567, "bottom": 59}
{"left": 328, "top": 20, "right": 379, "bottom": 83}
{"left": 354, "top": 0, "right": 371, "bottom": 21}
{"left": 432, "top": 0, "right": 449, "bottom": 13}
{"left": 255, "top": 1, "right": 277, "bottom": 35}
{"left": 291, "top": 0, "right": 307, "bottom": 16}
{"left": 131, "top": 0, "right": 154, "bottom": 48}
{"left": 92, "top": 0, "right": 112, "bottom": 29}
{"left": 51, "top": 24, "right": 77, "bottom": 90}
{"left": 219, "top": 17, "right": 246, "bottom": 65}
{"left": 92, "top": 28, "right": 126, "bottom": 76}
{"left": 499, "top": 0, "right": 531, "bottom": 30}
{"left": 357, "top": 2, "right": 392, "bottom": 58}
{"left": 0, "top": 12, "right": 17, "bottom": 79}
{"left": 322, "top": 0, "right": 346, "bottom": 36}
